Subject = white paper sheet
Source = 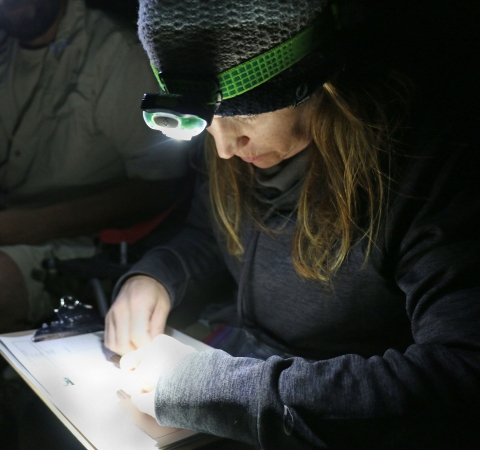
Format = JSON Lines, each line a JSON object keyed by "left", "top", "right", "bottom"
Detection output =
{"left": 0, "top": 328, "right": 211, "bottom": 450}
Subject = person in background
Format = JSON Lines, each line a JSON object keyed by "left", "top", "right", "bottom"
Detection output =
{"left": 106, "top": 0, "right": 480, "bottom": 448}
{"left": 0, "top": 0, "right": 192, "bottom": 333}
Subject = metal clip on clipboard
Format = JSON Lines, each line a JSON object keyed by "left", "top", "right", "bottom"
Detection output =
{"left": 32, "top": 295, "right": 104, "bottom": 342}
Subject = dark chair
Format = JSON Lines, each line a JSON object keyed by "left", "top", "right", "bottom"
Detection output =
{"left": 42, "top": 198, "right": 191, "bottom": 317}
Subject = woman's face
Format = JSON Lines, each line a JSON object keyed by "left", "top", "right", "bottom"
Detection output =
{"left": 207, "top": 100, "right": 314, "bottom": 169}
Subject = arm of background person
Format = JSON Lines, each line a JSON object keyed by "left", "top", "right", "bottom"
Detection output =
{"left": 0, "top": 176, "right": 186, "bottom": 245}
{"left": 0, "top": 21, "right": 193, "bottom": 243}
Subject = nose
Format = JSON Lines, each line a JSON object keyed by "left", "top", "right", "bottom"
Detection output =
{"left": 207, "top": 117, "right": 249, "bottom": 159}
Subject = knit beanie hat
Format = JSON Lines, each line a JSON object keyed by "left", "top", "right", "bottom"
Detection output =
{"left": 137, "top": 0, "right": 346, "bottom": 116}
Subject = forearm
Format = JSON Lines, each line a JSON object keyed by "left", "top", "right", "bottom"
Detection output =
{"left": 155, "top": 343, "right": 480, "bottom": 450}
{"left": 0, "top": 178, "right": 187, "bottom": 245}
{"left": 155, "top": 350, "right": 264, "bottom": 446}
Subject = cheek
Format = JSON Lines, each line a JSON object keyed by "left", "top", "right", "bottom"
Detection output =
{"left": 271, "top": 124, "right": 311, "bottom": 156}
{"left": 205, "top": 126, "right": 222, "bottom": 148}
{"left": 291, "top": 113, "right": 313, "bottom": 145}
{"left": 205, "top": 119, "right": 217, "bottom": 136}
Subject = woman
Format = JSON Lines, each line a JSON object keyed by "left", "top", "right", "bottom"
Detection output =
{"left": 105, "top": 0, "right": 480, "bottom": 448}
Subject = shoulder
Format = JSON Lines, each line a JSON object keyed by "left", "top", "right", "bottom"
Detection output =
{"left": 383, "top": 104, "right": 480, "bottom": 249}
{"left": 74, "top": 2, "right": 156, "bottom": 90}
{"left": 57, "top": 0, "right": 145, "bottom": 71}
{"left": 393, "top": 101, "right": 479, "bottom": 197}
{"left": 81, "top": 5, "right": 142, "bottom": 56}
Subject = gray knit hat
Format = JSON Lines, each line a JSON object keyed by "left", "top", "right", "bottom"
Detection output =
{"left": 138, "top": 0, "right": 344, "bottom": 116}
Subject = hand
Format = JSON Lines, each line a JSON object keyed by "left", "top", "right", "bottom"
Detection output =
{"left": 105, "top": 275, "right": 172, "bottom": 355}
{"left": 120, "top": 334, "right": 197, "bottom": 418}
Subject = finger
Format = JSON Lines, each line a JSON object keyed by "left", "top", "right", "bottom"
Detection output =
{"left": 124, "top": 354, "right": 161, "bottom": 393}
{"left": 131, "top": 375, "right": 156, "bottom": 393}
{"left": 120, "top": 346, "right": 148, "bottom": 371}
{"left": 104, "top": 310, "right": 112, "bottom": 348}
{"left": 147, "top": 282, "right": 171, "bottom": 340}
{"left": 104, "top": 308, "right": 119, "bottom": 353}
{"left": 148, "top": 302, "right": 168, "bottom": 341}
{"left": 129, "top": 298, "right": 154, "bottom": 350}
{"left": 131, "top": 390, "right": 156, "bottom": 418}
{"left": 110, "top": 302, "right": 137, "bottom": 355}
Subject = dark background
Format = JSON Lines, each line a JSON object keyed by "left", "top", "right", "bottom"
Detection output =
{"left": 1, "top": 0, "right": 479, "bottom": 449}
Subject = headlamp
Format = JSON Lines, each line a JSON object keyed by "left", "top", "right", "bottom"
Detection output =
{"left": 141, "top": 90, "right": 219, "bottom": 141}
{"left": 143, "top": 111, "right": 206, "bottom": 140}
{"left": 142, "top": 5, "right": 338, "bottom": 140}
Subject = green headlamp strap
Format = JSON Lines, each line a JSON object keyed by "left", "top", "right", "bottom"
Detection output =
{"left": 150, "top": 5, "right": 338, "bottom": 103}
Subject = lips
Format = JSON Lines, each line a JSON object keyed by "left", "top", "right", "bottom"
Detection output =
{"left": 238, "top": 152, "right": 272, "bottom": 163}
{"left": 239, "top": 155, "right": 262, "bottom": 163}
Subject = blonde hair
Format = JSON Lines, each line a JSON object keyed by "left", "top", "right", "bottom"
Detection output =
{"left": 208, "top": 70, "right": 412, "bottom": 282}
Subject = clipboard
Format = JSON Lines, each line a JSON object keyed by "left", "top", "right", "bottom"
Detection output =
{"left": 0, "top": 326, "right": 218, "bottom": 450}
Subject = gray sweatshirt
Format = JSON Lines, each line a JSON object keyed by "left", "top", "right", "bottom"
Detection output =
{"left": 119, "top": 113, "right": 480, "bottom": 449}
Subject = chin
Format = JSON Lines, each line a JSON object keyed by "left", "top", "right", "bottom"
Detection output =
{"left": 251, "top": 158, "right": 280, "bottom": 169}
{"left": 238, "top": 152, "right": 280, "bottom": 168}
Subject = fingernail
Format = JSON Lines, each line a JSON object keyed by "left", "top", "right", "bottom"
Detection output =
{"left": 116, "top": 389, "right": 131, "bottom": 400}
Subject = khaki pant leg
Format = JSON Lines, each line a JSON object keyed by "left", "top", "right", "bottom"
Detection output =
{"left": 0, "top": 237, "right": 96, "bottom": 325}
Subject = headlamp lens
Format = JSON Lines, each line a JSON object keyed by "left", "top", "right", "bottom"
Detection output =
{"left": 143, "top": 111, "right": 207, "bottom": 140}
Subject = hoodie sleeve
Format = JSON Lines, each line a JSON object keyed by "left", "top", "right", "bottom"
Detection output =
{"left": 150, "top": 134, "right": 480, "bottom": 449}
{"left": 113, "top": 147, "right": 233, "bottom": 309}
